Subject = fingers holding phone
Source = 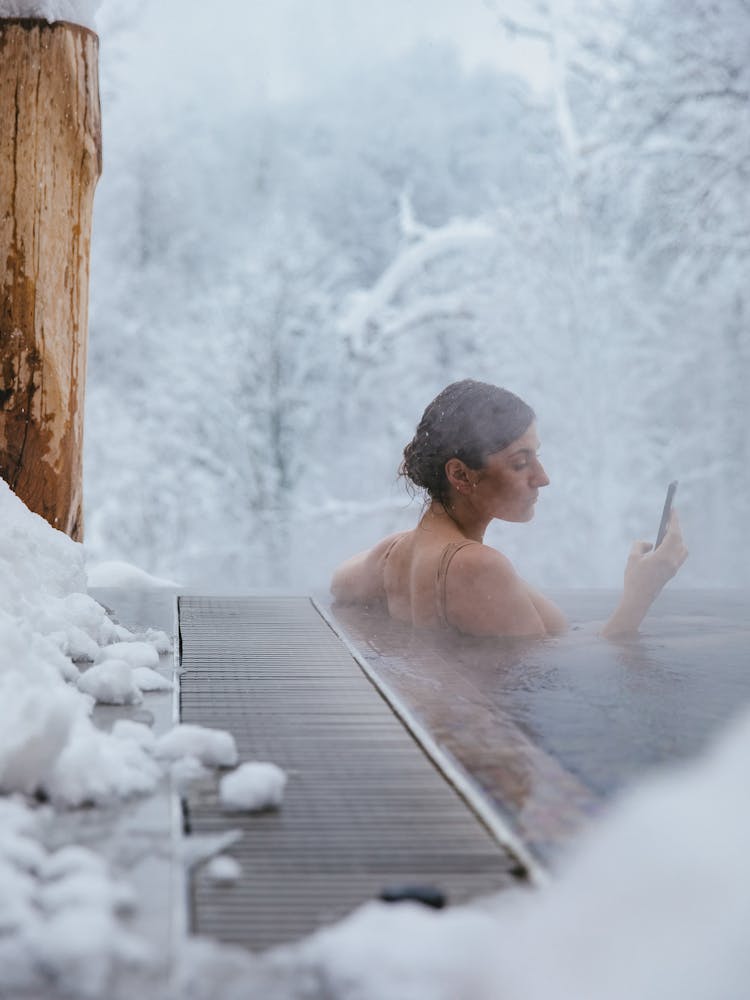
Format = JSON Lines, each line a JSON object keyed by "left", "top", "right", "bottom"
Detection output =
{"left": 653, "top": 480, "right": 688, "bottom": 575}
{"left": 623, "top": 497, "right": 688, "bottom": 601}
{"left": 642, "top": 509, "right": 689, "bottom": 591}
{"left": 607, "top": 485, "right": 689, "bottom": 636}
{"left": 655, "top": 508, "right": 688, "bottom": 572}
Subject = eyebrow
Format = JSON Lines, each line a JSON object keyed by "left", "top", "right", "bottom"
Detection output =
{"left": 508, "top": 445, "right": 539, "bottom": 458}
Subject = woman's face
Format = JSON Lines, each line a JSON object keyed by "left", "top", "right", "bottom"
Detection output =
{"left": 472, "top": 421, "right": 550, "bottom": 523}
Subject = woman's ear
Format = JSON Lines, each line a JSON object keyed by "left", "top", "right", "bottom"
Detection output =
{"left": 444, "top": 458, "right": 474, "bottom": 495}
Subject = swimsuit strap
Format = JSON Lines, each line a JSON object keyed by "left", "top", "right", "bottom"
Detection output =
{"left": 435, "top": 540, "right": 476, "bottom": 626}
{"left": 382, "top": 535, "right": 402, "bottom": 564}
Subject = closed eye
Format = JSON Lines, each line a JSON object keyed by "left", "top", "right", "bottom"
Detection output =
{"left": 509, "top": 447, "right": 540, "bottom": 471}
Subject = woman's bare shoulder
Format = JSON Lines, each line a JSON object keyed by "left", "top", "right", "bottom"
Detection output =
{"left": 449, "top": 541, "right": 518, "bottom": 579}
{"left": 330, "top": 531, "right": 410, "bottom": 603}
{"left": 444, "top": 543, "right": 547, "bottom": 637}
{"left": 372, "top": 530, "right": 411, "bottom": 559}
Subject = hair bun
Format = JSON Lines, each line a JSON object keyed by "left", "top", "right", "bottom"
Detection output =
{"left": 400, "top": 436, "right": 428, "bottom": 490}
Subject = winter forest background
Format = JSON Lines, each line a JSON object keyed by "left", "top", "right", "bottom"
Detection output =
{"left": 84, "top": 0, "right": 750, "bottom": 594}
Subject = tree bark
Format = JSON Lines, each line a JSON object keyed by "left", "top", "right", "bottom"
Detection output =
{"left": 0, "top": 19, "right": 101, "bottom": 541}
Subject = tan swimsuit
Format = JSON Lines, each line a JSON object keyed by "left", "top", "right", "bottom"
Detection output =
{"left": 383, "top": 536, "right": 475, "bottom": 627}
{"left": 434, "top": 540, "right": 475, "bottom": 626}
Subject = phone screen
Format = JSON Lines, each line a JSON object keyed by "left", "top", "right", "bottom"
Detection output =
{"left": 655, "top": 481, "right": 678, "bottom": 549}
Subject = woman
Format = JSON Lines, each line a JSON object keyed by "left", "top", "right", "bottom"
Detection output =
{"left": 330, "top": 379, "right": 687, "bottom": 638}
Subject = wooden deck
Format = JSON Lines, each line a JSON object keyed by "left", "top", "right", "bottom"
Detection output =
{"left": 178, "top": 596, "right": 524, "bottom": 951}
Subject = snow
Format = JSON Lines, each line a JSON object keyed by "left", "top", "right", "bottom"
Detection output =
{"left": 219, "top": 761, "right": 287, "bottom": 812}
{"left": 338, "top": 209, "right": 495, "bottom": 359}
{"left": 205, "top": 855, "right": 242, "bottom": 884}
{"left": 0, "top": 0, "right": 100, "bottom": 30}
{"left": 155, "top": 724, "right": 239, "bottom": 768}
{"left": 0, "top": 797, "right": 150, "bottom": 999}
{"left": 0, "top": 617, "right": 94, "bottom": 798}
{"left": 0, "top": 483, "right": 259, "bottom": 993}
{"left": 280, "top": 895, "right": 499, "bottom": 1000}
{"left": 86, "top": 559, "right": 182, "bottom": 590}
{"left": 46, "top": 717, "right": 161, "bottom": 806}
{"left": 133, "top": 664, "right": 174, "bottom": 692}
{"left": 182, "top": 830, "right": 244, "bottom": 871}
{"left": 141, "top": 627, "right": 174, "bottom": 654}
{"left": 76, "top": 659, "right": 142, "bottom": 705}
{"left": 97, "top": 640, "right": 161, "bottom": 669}
{"left": 40, "top": 862, "right": 135, "bottom": 915}
{"left": 111, "top": 719, "right": 158, "bottom": 752}
{"left": 170, "top": 755, "right": 211, "bottom": 794}
{"left": 0, "top": 478, "right": 86, "bottom": 605}
{"left": 0, "top": 477, "right": 220, "bottom": 811}
{"left": 0, "top": 486, "right": 164, "bottom": 803}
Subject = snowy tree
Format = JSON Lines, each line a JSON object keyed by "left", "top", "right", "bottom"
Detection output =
{"left": 85, "top": 3, "right": 749, "bottom": 590}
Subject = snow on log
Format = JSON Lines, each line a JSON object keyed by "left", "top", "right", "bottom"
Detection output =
{"left": 0, "top": 18, "right": 101, "bottom": 540}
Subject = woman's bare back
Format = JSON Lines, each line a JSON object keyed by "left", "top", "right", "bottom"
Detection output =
{"left": 332, "top": 512, "right": 568, "bottom": 637}
{"left": 378, "top": 529, "right": 473, "bottom": 627}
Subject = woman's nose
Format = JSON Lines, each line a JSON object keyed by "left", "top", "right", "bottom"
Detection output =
{"left": 532, "top": 461, "right": 550, "bottom": 488}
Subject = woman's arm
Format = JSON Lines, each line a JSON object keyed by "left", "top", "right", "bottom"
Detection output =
{"left": 601, "top": 512, "right": 688, "bottom": 638}
{"left": 330, "top": 533, "right": 404, "bottom": 604}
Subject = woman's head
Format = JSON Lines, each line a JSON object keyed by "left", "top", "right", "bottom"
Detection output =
{"left": 400, "top": 379, "right": 536, "bottom": 507}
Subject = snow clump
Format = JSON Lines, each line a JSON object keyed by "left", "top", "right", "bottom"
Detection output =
{"left": 155, "top": 724, "right": 239, "bottom": 768}
{"left": 77, "top": 659, "right": 142, "bottom": 705}
{"left": 219, "top": 761, "right": 287, "bottom": 812}
{"left": 133, "top": 664, "right": 174, "bottom": 691}
{"left": 205, "top": 855, "right": 242, "bottom": 884}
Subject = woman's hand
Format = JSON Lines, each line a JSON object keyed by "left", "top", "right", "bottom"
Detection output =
{"left": 602, "top": 512, "right": 688, "bottom": 638}
{"left": 623, "top": 511, "right": 689, "bottom": 602}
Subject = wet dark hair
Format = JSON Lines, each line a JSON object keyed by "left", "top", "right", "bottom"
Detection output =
{"left": 400, "top": 379, "right": 535, "bottom": 506}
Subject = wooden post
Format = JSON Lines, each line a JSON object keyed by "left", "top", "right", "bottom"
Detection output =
{"left": 0, "top": 19, "right": 101, "bottom": 540}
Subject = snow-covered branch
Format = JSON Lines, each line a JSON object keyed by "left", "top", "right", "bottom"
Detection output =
{"left": 338, "top": 199, "right": 493, "bottom": 360}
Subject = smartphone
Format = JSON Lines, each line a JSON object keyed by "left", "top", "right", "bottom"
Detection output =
{"left": 655, "top": 480, "right": 678, "bottom": 549}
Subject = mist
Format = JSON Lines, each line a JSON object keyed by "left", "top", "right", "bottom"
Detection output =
{"left": 84, "top": 0, "right": 750, "bottom": 593}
